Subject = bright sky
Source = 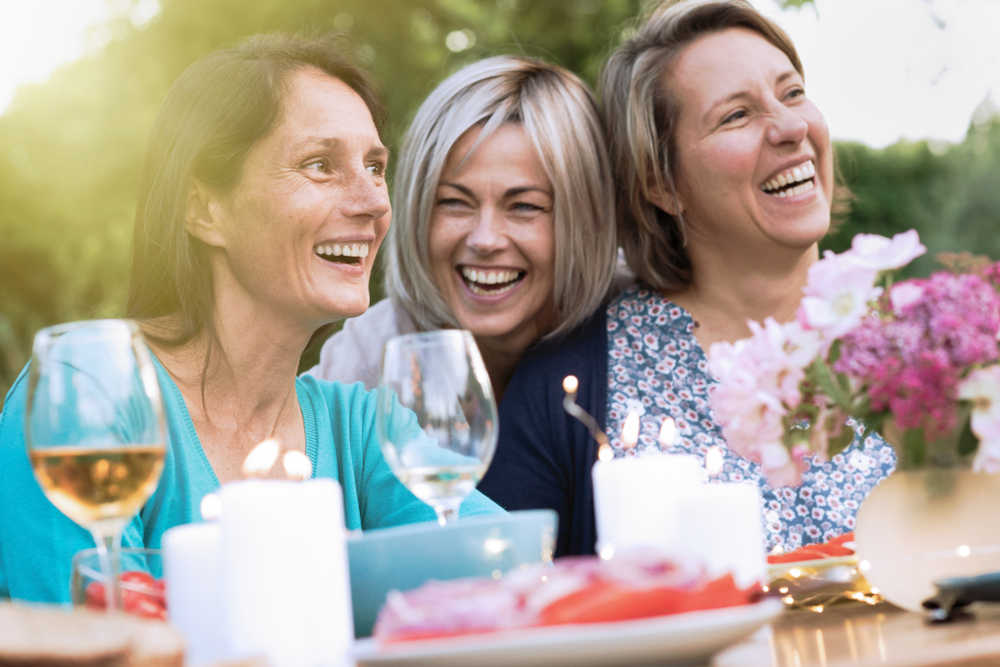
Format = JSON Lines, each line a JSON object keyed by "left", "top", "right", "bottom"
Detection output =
{"left": 0, "top": 0, "right": 997, "bottom": 148}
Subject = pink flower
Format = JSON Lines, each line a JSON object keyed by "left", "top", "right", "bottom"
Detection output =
{"left": 798, "top": 251, "right": 881, "bottom": 341}
{"left": 890, "top": 282, "right": 924, "bottom": 315}
{"left": 847, "top": 229, "right": 926, "bottom": 271}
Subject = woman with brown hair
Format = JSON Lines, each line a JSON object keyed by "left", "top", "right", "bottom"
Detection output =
{"left": 479, "top": 0, "right": 895, "bottom": 557}
{"left": 0, "top": 33, "right": 499, "bottom": 603}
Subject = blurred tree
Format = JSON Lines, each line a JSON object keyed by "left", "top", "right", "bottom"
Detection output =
{"left": 0, "top": 0, "right": 994, "bottom": 405}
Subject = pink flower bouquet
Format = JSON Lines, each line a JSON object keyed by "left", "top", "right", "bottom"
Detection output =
{"left": 709, "top": 230, "right": 1000, "bottom": 487}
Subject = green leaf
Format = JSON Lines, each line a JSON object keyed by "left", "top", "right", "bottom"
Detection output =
{"left": 811, "top": 357, "right": 850, "bottom": 409}
{"left": 957, "top": 417, "right": 978, "bottom": 456}
{"left": 903, "top": 428, "right": 927, "bottom": 468}
{"left": 827, "top": 427, "right": 857, "bottom": 459}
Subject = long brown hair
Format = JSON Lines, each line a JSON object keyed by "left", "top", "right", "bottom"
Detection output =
{"left": 126, "top": 32, "right": 385, "bottom": 359}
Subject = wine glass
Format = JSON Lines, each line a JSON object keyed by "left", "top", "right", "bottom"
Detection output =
{"left": 377, "top": 330, "right": 497, "bottom": 525}
{"left": 25, "top": 319, "right": 166, "bottom": 612}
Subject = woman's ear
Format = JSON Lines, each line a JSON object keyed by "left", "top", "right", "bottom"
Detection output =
{"left": 647, "top": 177, "right": 684, "bottom": 217}
{"left": 186, "top": 179, "right": 227, "bottom": 248}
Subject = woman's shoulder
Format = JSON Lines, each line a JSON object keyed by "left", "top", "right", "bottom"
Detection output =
{"left": 303, "top": 300, "right": 413, "bottom": 389}
{"left": 519, "top": 307, "right": 608, "bottom": 375}
{"left": 606, "top": 284, "right": 696, "bottom": 338}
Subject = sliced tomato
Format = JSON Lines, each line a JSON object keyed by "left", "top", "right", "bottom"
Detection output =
{"left": 539, "top": 574, "right": 752, "bottom": 626}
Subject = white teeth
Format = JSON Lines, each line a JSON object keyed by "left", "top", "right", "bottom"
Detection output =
{"left": 314, "top": 243, "right": 370, "bottom": 258}
{"left": 761, "top": 160, "right": 815, "bottom": 193}
{"left": 460, "top": 267, "right": 522, "bottom": 290}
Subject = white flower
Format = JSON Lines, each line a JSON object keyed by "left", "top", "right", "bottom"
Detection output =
{"left": 959, "top": 366, "right": 1000, "bottom": 473}
{"left": 847, "top": 229, "right": 927, "bottom": 271}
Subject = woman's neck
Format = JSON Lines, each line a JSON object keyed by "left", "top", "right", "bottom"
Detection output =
{"left": 474, "top": 332, "right": 536, "bottom": 405}
{"left": 666, "top": 243, "right": 818, "bottom": 352}
{"left": 145, "top": 301, "right": 313, "bottom": 483}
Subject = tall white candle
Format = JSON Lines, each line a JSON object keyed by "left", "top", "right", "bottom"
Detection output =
{"left": 220, "top": 478, "right": 352, "bottom": 667}
{"left": 674, "top": 483, "right": 767, "bottom": 588}
{"left": 162, "top": 520, "right": 226, "bottom": 666}
{"left": 592, "top": 453, "right": 703, "bottom": 556}
{"left": 592, "top": 452, "right": 766, "bottom": 587}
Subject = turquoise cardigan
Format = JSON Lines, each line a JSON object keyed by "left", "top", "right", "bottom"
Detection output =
{"left": 0, "top": 358, "right": 501, "bottom": 603}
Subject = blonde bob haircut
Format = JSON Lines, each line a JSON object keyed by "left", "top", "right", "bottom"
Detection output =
{"left": 384, "top": 55, "right": 618, "bottom": 340}
{"left": 601, "top": 0, "right": 849, "bottom": 293}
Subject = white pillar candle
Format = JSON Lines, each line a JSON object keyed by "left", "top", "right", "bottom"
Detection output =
{"left": 162, "top": 521, "right": 227, "bottom": 666}
{"left": 674, "top": 483, "right": 767, "bottom": 589}
{"left": 592, "top": 453, "right": 766, "bottom": 588}
{"left": 592, "top": 453, "right": 704, "bottom": 556}
{"left": 219, "top": 478, "right": 352, "bottom": 667}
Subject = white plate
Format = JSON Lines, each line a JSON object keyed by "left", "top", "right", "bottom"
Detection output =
{"left": 351, "top": 599, "right": 784, "bottom": 667}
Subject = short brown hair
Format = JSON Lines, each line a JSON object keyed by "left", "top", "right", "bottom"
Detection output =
{"left": 601, "top": 0, "right": 845, "bottom": 292}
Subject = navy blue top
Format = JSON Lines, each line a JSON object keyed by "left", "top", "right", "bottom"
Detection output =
{"left": 478, "top": 311, "right": 608, "bottom": 558}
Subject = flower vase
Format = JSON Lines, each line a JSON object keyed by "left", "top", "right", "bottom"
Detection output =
{"left": 854, "top": 464, "right": 1000, "bottom": 612}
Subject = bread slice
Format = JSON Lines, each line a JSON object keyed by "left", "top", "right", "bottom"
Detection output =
{"left": 0, "top": 603, "right": 184, "bottom": 667}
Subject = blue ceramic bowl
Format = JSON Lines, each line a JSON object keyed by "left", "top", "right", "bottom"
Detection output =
{"left": 347, "top": 509, "right": 557, "bottom": 637}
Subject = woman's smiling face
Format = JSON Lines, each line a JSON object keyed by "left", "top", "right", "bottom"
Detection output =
{"left": 663, "top": 28, "right": 834, "bottom": 253}
{"left": 428, "top": 123, "right": 556, "bottom": 350}
{"left": 199, "top": 67, "right": 390, "bottom": 329}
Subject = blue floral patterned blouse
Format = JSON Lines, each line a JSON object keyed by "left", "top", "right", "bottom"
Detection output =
{"left": 604, "top": 285, "right": 897, "bottom": 551}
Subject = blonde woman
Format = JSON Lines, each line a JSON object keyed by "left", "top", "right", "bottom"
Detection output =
{"left": 306, "top": 56, "right": 621, "bottom": 402}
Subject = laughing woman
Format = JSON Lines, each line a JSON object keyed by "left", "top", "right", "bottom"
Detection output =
{"left": 305, "top": 56, "right": 620, "bottom": 403}
{"left": 0, "top": 33, "right": 499, "bottom": 603}
{"left": 482, "top": 0, "right": 896, "bottom": 556}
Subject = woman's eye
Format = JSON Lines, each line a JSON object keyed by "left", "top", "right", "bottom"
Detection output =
{"left": 512, "top": 202, "right": 545, "bottom": 214}
{"left": 304, "top": 159, "right": 328, "bottom": 172}
{"left": 367, "top": 164, "right": 385, "bottom": 178}
{"left": 436, "top": 198, "right": 470, "bottom": 208}
{"left": 785, "top": 87, "right": 805, "bottom": 101}
{"left": 721, "top": 109, "right": 747, "bottom": 125}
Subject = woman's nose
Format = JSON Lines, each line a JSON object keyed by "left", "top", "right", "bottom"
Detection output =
{"left": 343, "top": 168, "right": 390, "bottom": 221}
{"left": 466, "top": 209, "right": 508, "bottom": 255}
{"left": 766, "top": 104, "right": 809, "bottom": 147}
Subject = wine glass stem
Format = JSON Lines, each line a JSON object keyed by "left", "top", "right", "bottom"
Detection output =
{"left": 434, "top": 506, "right": 457, "bottom": 526}
{"left": 92, "top": 529, "right": 123, "bottom": 613}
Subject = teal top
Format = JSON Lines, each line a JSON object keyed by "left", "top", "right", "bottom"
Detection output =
{"left": 0, "top": 358, "right": 501, "bottom": 603}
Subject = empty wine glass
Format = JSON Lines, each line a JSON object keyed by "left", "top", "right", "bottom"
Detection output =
{"left": 377, "top": 330, "right": 497, "bottom": 525}
{"left": 26, "top": 320, "right": 166, "bottom": 612}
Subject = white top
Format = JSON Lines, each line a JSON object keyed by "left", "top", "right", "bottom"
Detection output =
{"left": 303, "top": 299, "right": 418, "bottom": 389}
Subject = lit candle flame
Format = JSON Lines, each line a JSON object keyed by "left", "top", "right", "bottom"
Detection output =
{"left": 200, "top": 493, "right": 222, "bottom": 521}
{"left": 658, "top": 417, "right": 676, "bottom": 449}
{"left": 561, "top": 375, "right": 611, "bottom": 458}
{"left": 705, "top": 445, "right": 724, "bottom": 476}
{"left": 243, "top": 438, "right": 280, "bottom": 478}
{"left": 621, "top": 411, "right": 639, "bottom": 450}
{"left": 282, "top": 450, "right": 313, "bottom": 481}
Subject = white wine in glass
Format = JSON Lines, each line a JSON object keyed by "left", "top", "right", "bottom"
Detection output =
{"left": 26, "top": 320, "right": 166, "bottom": 612}
{"left": 377, "top": 330, "right": 498, "bottom": 525}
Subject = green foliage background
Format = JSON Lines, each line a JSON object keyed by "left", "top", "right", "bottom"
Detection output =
{"left": 1, "top": 0, "right": 998, "bottom": 403}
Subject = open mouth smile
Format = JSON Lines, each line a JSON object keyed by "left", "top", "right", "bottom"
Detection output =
{"left": 760, "top": 160, "right": 816, "bottom": 198}
{"left": 314, "top": 243, "right": 370, "bottom": 266}
{"left": 459, "top": 266, "right": 525, "bottom": 297}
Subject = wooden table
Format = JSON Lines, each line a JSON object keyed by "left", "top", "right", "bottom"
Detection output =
{"left": 713, "top": 602, "right": 1000, "bottom": 667}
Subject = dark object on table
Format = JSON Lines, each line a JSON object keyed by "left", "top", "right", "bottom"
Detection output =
{"left": 923, "top": 571, "right": 1000, "bottom": 622}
